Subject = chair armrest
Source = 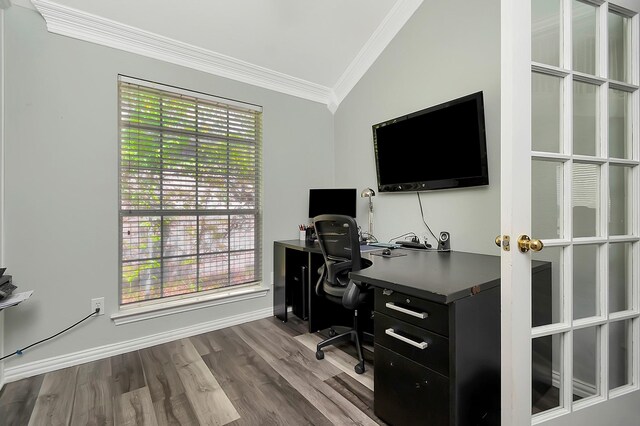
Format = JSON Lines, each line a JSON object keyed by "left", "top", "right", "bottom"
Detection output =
{"left": 327, "top": 260, "right": 352, "bottom": 283}
{"left": 342, "top": 280, "right": 363, "bottom": 310}
{"left": 316, "top": 264, "right": 325, "bottom": 297}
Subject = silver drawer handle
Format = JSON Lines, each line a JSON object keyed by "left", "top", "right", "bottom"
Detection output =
{"left": 385, "top": 328, "right": 429, "bottom": 350}
{"left": 385, "top": 302, "right": 428, "bottom": 319}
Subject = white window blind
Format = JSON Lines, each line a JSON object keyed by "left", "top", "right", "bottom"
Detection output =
{"left": 118, "top": 76, "right": 262, "bottom": 306}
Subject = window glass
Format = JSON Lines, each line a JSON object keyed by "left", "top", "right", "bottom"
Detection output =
{"left": 119, "top": 78, "right": 262, "bottom": 305}
{"left": 573, "top": 1, "right": 598, "bottom": 75}
{"left": 609, "top": 89, "right": 631, "bottom": 159}
{"left": 533, "top": 0, "right": 562, "bottom": 67}
{"left": 608, "top": 12, "right": 631, "bottom": 83}
{"left": 533, "top": 73, "right": 563, "bottom": 153}
{"left": 573, "top": 81, "right": 598, "bottom": 157}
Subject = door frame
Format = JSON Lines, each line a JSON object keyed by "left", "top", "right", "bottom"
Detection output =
{"left": 500, "top": 0, "right": 533, "bottom": 424}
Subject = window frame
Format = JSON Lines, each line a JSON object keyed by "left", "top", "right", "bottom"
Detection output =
{"left": 117, "top": 75, "right": 263, "bottom": 308}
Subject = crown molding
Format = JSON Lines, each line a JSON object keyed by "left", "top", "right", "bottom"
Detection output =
{"left": 30, "top": 0, "right": 422, "bottom": 113}
{"left": 31, "top": 0, "right": 333, "bottom": 105}
{"left": 9, "top": 0, "right": 35, "bottom": 10}
{"left": 331, "top": 0, "right": 423, "bottom": 111}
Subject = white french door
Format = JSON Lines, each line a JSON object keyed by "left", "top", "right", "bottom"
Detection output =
{"left": 501, "top": 0, "right": 640, "bottom": 425}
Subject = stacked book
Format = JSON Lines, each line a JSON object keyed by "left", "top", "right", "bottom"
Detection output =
{"left": 0, "top": 268, "right": 16, "bottom": 299}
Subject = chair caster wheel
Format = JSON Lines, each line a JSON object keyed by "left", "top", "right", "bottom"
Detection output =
{"left": 355, "top": 362, "right": 365, "bottom": 374}
{"left": 328, "top": 328, "right": 337, "bottom": 337}
{"left": 316, "top": 350, "right": 325, "bottom": 360}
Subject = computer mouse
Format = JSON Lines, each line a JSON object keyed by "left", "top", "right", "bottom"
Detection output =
{"left": 382, "top": 249, "right": 392, "bottom": 256}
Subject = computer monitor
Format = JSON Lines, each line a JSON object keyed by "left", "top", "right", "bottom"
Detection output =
{"left": 308, "top": 188, "right": 357, "bottom": 219}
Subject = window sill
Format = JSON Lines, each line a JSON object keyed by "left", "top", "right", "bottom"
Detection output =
{"left": 111, "top": 284, "right": 270, "bottom": 325}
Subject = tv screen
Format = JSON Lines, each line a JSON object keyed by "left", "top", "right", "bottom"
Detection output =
{"left": 372, "top": 91, "right": 488, "bottom": 192}
{"left": 308, "top": 188, "right": 357, "bottom": 218}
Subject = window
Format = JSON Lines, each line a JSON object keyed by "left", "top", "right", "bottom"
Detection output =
{"left": 119, "top": 76, "right": 262, "bottom": 306}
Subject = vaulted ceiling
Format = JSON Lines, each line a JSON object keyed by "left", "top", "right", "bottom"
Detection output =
{"left": 19, "top": 0, "right": 424, "bottom": 111}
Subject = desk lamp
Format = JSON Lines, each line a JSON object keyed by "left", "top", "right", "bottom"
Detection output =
{"left": 360, "top": 188, "right": 375, "bottom": 242}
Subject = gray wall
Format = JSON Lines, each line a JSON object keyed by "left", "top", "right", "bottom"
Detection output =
{"left": 2, "top": 6, "right": 333, "bottom": 368}
{"left": 334, "top": 0, "right": 501, "bottom": 255}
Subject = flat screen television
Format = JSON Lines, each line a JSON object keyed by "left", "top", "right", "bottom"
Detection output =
{"left": 308, "top": 188, "right": 357, "bottom": 218}
{"left": 372, "top": 91, "right": 488, "bottom": 193}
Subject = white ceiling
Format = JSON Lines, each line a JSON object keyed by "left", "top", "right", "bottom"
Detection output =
{"left": 18, "top": 0, "right": 423, "bottom": 110}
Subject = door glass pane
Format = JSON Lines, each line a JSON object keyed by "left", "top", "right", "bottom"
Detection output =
{"left": 533, "top": 73, "right": 563, "bottom": 153}
{"left": 573, "top": 244, "right": 599, "bottom": 319}
{"left": 533, "top": 246, "right": 563, "bottom": 326}
{"left": 609, "top": 319, "right": 632, "bottom": 390}
{"left": 533, "top": 334, "right": 562, "bottom": 414}
{"left": 609, "top": 242, "right": 632, "bottom": 313}
{"left": 573, "top": 163, "right": 600, "bottom": 237}
{"left": 609, "top": 89, "right": 632, "bottom": 159}
{"left": 533, "top": 0, "right": 562, "bottom": 67}
{"left": 573, "top": 81, "right": 598, "bottom": 156}
{"left": 608, "top": 12, "right": 631, "bottom": 83}
{"left": 573, "top": 326, "right": 599, "bottom": 401}
{"left": 609, "top": 165, "right": 632, "bottom": 236}
{"left": 533, "top": 160, "right": 564, "bottom": 239}
{"left": 573, "top": 1, "right": 597, "bottom": 75}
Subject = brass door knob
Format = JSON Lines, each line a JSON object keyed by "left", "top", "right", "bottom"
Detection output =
{"left": 518, "top": 235, "right": 544, "bottom": 253}
{"left": 495, "top": 236, "right": 502, "bottom": 247}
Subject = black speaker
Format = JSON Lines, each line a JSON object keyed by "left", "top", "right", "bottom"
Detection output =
{"left": 438, "top": 231, "right": 451, "bottom": 251}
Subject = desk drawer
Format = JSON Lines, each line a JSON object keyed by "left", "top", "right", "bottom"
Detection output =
{"left": 374, "top": 344, "right": 449, "bottom": 426}
{"left": 375, "top": 312, "right": 449, "bottom": 376}
{"left": 375, "top": 288, "right": 449, "bottom": 336}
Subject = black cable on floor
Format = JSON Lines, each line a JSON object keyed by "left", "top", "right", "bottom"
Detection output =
{"left": 0, "top": 308, "right": 100, "bottom": 361}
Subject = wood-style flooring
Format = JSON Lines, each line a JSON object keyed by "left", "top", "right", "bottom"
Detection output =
{"left": 0, "top": 317, "right": 385, "bottom": 425}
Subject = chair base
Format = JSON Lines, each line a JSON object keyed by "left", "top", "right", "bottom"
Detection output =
{"left": 315, "top": 311, "right": 367, "bottom": 374}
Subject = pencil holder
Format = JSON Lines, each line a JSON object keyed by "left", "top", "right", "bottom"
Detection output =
{"left": 299, "top": 230, "right": 306, "bottom": 240}
{"left": 305, "top": 227, "right": 315, "bottom": 242}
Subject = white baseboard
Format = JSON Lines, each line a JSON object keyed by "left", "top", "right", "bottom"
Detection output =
{"left": 552, "top": 370, "right": 597, "bottom": 399}
{"left": 4, "top": 307, "right": 273, "bottom": 383}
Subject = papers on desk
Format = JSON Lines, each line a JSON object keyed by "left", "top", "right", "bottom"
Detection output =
{"left": 0, "top": 290, "right": 33, "bottom": 310}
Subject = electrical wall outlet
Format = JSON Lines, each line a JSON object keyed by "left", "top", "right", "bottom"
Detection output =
{"left": 91, "top": 297, "right": 105, "bottom": 315}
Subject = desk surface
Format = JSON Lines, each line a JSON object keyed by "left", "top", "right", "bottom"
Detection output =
{"left": 274, "top": 239, "right": 322, "bottom": 253}
{"left": 351, "top": 249, "right": 550, "bottom": 304}
{"left": 274, "top": 240, "right": 549, "bottom": 304}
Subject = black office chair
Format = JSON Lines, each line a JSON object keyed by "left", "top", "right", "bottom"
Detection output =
{"left": 313, "top": 214, "right": 372, "bottom": 374}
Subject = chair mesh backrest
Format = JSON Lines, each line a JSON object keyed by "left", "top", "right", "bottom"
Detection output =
{"left": 313, "top": 214, "right": 362, "bottom": 271}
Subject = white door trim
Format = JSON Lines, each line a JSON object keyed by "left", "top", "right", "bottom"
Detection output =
{"left": 500, "top": 0, "right": 533, "bottom": 424}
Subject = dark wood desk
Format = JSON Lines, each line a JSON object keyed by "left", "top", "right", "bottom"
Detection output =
{"left": 273, "top": 239, "right": 353, "bottom": 332}
{"left": 274, "top": 242, "right": 552, "bottom": 425}
{"left": 350, "top": 249, "right": 552, "bottom": 426}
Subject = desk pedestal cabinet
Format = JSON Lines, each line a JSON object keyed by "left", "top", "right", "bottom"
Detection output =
{"left": 374, "top": 286, "right": 501, "bottom": 425}
{"left": 351, "top": 251, "right": 551, "bottom": 426}
{"left": 274, "top": 240, "right": 352, "bottom": 332}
